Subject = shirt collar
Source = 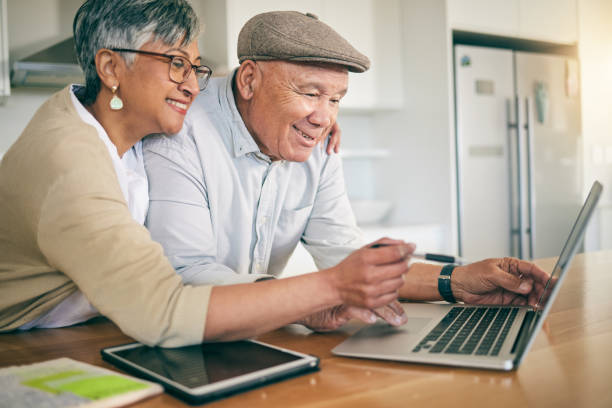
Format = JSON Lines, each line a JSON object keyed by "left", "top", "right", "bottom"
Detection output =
{"left": 219, "top": 70, "right": 269, "bottom": 160}
{"left": 69, "top": 85, "right": 120, "bottom": 160}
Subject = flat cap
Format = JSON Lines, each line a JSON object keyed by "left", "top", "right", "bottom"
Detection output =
{"left": 237, "top": 11, "right": 370, "bottom": 73}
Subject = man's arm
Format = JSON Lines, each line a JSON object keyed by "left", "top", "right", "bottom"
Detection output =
{"left": 204, "top": 240, "right": 411, "bottom": 340}
{"left": 290, "top": 144, "right": 415, "bottom": 331}
{"left": 399, "top": 258, "right": 550, "bottom": 306}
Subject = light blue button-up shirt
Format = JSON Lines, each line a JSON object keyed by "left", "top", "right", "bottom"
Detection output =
{"left": 143, "top": 72, "right": 364, "bottom": 285}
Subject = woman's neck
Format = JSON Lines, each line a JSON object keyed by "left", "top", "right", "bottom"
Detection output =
{"left": 86, "top": 96, "right": 142, "bottom": 158}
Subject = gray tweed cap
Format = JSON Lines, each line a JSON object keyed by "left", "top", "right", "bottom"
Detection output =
{"left": 237, "top": 11, "right": 370, "bottom": 73}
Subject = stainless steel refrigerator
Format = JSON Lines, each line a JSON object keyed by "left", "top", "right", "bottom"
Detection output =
{"left": 454, "top": 45, "right": 582, "bottom": 260}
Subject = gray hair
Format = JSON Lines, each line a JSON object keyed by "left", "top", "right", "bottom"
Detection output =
{"left": 73, "top": 0, "right": 200, "bottom": 105}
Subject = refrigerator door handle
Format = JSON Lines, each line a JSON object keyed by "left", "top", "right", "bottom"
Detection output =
{"left": 524, "top": 97, "right": 536, "bottom": 259}
{"left": 506, "top": 98, "right": 520, "bottom": 258}
{"left": 506, "top": 99, "right": 514, "bottom": 257}
{"left": 514, "top": 96, "right": 525, "bottom": 259}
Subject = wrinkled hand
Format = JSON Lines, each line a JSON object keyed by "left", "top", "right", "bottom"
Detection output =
{"left": 326, "top": 238, "right": 414, "bottom": 310}
{"left": 325, "top": 122, "right": 342, "bottom": 155}
{"left": 372, "top": 300, "right": 408, "bottom": 326}
{"left": 451, "top": 257, "right": 550, "bottom": 306}
{"left": 299, "top": 300, "right": 408, "bottom": 332}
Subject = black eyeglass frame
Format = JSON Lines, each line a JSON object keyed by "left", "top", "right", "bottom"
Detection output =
{"left": 110, "top": 48, "right": 212, "bottom": 91}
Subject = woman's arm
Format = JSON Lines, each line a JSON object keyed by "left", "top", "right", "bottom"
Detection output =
{"left": 203, "top": 239, "right": 412, "bottom": 341}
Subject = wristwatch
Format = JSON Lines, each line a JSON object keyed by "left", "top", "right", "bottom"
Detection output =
{"left": 438, "top": 264, "right": 457, "bottom": 303}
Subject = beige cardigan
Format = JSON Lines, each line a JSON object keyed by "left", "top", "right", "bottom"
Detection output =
{"left": 0, "top": 87, "right": 211, "bottom": 347}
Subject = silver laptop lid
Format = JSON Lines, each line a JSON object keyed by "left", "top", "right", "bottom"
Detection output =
{"left": 514, "top": 180, "right": 603, "bottom": 365}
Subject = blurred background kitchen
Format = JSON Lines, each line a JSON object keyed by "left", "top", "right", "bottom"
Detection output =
{"left": 1, "top": 0, "right": 610, "bottom": 274}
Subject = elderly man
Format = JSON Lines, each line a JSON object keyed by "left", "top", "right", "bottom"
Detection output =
{"left": 143, "top": 11, "right": 549, "bottom": 338}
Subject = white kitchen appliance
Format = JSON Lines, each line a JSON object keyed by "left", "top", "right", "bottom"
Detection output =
{"left": 454, "top": 45, "right": 582, "bottom": 260}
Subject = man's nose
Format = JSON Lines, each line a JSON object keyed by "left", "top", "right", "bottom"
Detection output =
{"left": 308, "top": 100, "right": 335, "bottom": 128}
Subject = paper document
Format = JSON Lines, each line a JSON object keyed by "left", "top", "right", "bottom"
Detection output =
{"left": 0, "top": 357, "right": 162, "bottom": 408}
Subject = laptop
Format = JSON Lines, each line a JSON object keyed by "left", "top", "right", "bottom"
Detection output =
{"left": 333, "top": 180, "right": 603, "bottom": 371}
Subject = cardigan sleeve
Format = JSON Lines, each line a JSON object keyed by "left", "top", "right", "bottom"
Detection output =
{"left": 36, "top": 137, "right": 211, "bottom": 347}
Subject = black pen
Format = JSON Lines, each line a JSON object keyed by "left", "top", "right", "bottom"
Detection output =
{"left": 370, "top": 243, "right": 467, "bottom": 265}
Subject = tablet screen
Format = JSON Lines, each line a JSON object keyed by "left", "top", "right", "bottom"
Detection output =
{"left": 110, "top": 341, "right": 303, "bottom": 389}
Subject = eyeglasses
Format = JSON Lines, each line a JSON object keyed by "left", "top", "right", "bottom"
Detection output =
{"left": 111, "top": 48, "right": 212, "bottom": 91}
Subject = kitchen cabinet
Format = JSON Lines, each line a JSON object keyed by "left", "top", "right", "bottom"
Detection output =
{"left": 447, "top": 0, "right": 578, "bottom": 44}
{"left": 197, "top": 0, "right": 403, "bottom": 110}
{"left": 447, "top": 0, "right": 519, "bottom": 37}
{"left": 517, "top": 0, "right": 577, "bottom": 44}
{"left": 0, "top": 0, "right": 80, "bottom": 153}
{"left": 0, "top": 0, "right": 9, "bottom": 104}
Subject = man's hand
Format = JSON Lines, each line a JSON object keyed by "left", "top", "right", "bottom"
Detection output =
{"left": 299, "top": 300, "right": 408, "bottom": 332}
{"left": 372, "top": 300, "right": 408, "bottom": 326}
{"left": 451, "top": 257, "right": 550, "bottom": 306}
{"left": 325, "top": 238, "right": 414, "bottom": 310}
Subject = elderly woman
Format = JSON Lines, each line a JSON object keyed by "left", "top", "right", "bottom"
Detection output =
{"left": 0, "top": 0, "right": 212, "bottom": 346}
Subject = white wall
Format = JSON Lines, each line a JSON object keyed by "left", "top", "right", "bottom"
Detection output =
{"left": 336, "top": 112, "right": 377, "bottom": 201}
{"left": 372, "top": 0, "right": 455, "bottom": 252}
{"left": 578, "top": 0, "right": 612, "bottom": 250}
{"left": 334, "top": 0, "right": 455, "bottom": 253}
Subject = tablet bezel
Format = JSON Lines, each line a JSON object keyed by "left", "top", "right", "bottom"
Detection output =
{"left": 101, "top": 340, "right": 319, "bottom": 404}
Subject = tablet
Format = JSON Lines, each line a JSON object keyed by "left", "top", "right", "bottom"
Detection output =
{"left": 101, "top": 340, "right": 319, "bottom": 404}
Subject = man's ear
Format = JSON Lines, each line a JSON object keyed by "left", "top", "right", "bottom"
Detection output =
{"left": 235, "top": 60, "right": 259, "bottom": 100}
{"left": 94, "top": 49, "right": 123, "bottom": 90}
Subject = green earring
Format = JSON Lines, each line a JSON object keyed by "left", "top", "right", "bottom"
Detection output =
{"left": 109, "top": 85, "right": 123, "bottom": 110}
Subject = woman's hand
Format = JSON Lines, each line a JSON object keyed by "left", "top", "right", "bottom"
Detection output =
{"left": 324, "top": 238, "right": 415, "bottom": 310}
{"left": 326, "top": 122, "right": 342, "bottom": 154}
{"left": 299, "top": 300, "right": 408, "bottom": 332}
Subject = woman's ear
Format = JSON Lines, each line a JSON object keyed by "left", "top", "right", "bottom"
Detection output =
{"left": 94, "top": 49, "right": 123, "bottom": 90}
{"left": 234, "top": 60, "right": 259, "bottom": 101}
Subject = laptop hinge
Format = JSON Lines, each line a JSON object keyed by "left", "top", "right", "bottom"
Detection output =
{"left": 512, "top": 309, "right": 536, "bottom": 356}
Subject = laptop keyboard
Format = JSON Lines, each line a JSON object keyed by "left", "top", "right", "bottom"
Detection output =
{"left": 412, "top": 306, "right": 519, "bottom": 356}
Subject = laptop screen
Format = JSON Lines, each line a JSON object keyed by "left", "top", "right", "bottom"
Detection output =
{"left": 532, "top": 181, "right": 602, "bottom": 316}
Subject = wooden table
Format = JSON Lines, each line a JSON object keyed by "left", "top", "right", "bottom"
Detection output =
{"left": 1, "top": 251, "right": 611, "bottom": 407}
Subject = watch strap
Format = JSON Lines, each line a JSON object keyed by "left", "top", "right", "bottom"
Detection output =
{"left": 438, "top": 264, "right": 457, "bottom": 303}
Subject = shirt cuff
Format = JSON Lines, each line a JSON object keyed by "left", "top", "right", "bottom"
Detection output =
{"left": 154, "top": 284, "right": 212, "bottom": 347}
